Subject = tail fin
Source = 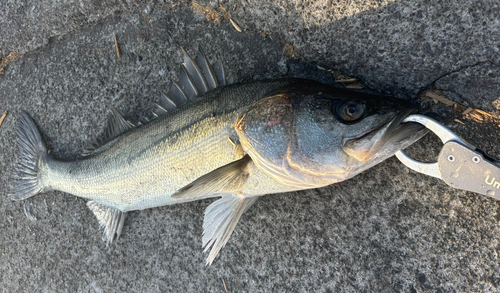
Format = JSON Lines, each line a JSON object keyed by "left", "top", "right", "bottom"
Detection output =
{"left": 9, "top": 111, "right": 48, "bottom": 201}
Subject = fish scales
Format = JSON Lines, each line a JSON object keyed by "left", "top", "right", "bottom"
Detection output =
{"left": 9, "top": 49, "right": 428, "bottom": 265}
{"left": 41, "top": 80, "right": 294, "bottom": 212}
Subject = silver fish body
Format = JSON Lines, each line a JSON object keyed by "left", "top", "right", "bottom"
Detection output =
{"left": 40, "top": 80, "right": 295, "bottom": 212}
{"left": 9, "top": 51, "right": 428, "bottom": 265}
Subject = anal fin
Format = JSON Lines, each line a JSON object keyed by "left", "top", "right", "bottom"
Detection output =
{"left": 203, "top": 195, "right": 259, "bottom": 265}
{"left": 171, "top": 155, "right": 252, "bottom": 200}
{"left": 87, "top": 201, "right": 127, "bottom": 245}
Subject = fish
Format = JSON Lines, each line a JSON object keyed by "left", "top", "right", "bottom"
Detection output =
{"left": 9, "top": 48, "right": 428, "bottom": 265}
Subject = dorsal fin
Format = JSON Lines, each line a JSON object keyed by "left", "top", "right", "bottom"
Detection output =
{"left": 165, "top": 81, "right": 188, "bottom": 107}
{"left": 103, "top": 106, "right": 135, "bottom": 140}
{"left": 83, "top": 106, "right": 134, "bottom": 155}
{"left": 154, "top": 103, "right": 168, "bottom": 115}
{"left": 194, "top": 48, "right": 218, "bottom": 90}
{"left": 226, "top": 75, "right": 234, "bottom": 85}
{"left": 212, "top": 60, "right": 226, "bottom": 86}
{"left": 158, "top": 48, "right": 234, "bottom": 115}
{"left": 86, "top": 49, "right": 232, "bottom": 154}
{"left": 182, "top": 47, "right": 208, "bottom": 95}
{"left": 160, "top": 91, "right": 178, "bottom": 111}
{"left": 178, "top": 66, "right": 198, "bottom": 99}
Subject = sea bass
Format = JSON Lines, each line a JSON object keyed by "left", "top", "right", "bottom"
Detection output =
{"left": 9, "top": 49, "right": 427, "bottom": 264}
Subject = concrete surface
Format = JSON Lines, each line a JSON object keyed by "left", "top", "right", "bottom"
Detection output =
{"left": 1, "top": 0, "right": 500, "bottom": 292}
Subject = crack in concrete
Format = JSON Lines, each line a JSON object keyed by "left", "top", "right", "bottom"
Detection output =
{"left": 424, "top": 60, "right": 500, "bottom": 91}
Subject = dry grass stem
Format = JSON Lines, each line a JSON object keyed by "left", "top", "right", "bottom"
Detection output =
{"left": 114, "top": 34, "right": 121, "bottom": 59}
{"left": 0, "top": 111, "right": 7, "bottom": 128}
{"left": 227, "top": 137, "right": 236, "bottom": 146}
{"left": 423, "top": 91, "right": 500, "bottom": 125}
{"left": 0, "top": 52, "right": 21, "bottom": 74}
{"left": 425, "top": 90, "right": 455, "bottom": 106}
{"left": 469, "top": 112, "right": 484, "bottom": 122}
{"left": 474, "top": 109, "right": 492, "bottom": 117}
{"left": 229, "top": 18, "right": 242, "bottom": 32}
{"left": 346, "top": 83, "right": 364, "bottom": 90}
{"left": 335, "top": 78, "right": 358, "bottom": 83}
{"left": 462, "top": 108, "right": 473, "bottom": 115}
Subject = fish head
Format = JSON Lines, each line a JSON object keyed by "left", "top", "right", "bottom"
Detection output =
{"left": 234, "top": 81, "right": 428, "bottom": 189}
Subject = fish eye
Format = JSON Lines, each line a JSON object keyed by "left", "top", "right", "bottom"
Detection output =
{"left": 336, "top": 102, "right": 366, "bottom": 122}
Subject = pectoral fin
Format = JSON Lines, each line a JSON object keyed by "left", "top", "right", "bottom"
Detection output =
{"left": 203, "top": 195, "right": 259, "bottom": 265}
{"left": 171, "top": 155, "right": 252, "bottom": 200}
{"left": 87, "top": 201, "right": 127, "bottom": 245}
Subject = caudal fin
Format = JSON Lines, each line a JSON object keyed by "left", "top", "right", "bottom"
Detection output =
{"left": 9, "top": 111, "right": 48, "bottom": 201}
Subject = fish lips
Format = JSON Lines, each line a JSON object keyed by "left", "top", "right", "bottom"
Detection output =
{"left": 342, "top": 109, "right": 428, "bottom": 162}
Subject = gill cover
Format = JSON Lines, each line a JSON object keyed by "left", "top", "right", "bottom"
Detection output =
{"left": 234, "top": 80, "right": 426, "bottom": 189}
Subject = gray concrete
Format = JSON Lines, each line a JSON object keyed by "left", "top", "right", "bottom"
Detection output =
{"left": 1, "top": 0, "right": 500, "bottom": 292}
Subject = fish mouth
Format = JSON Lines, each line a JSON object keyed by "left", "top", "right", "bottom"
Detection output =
{"left": 342, "top": 109, "right": 427, "bottom": 162}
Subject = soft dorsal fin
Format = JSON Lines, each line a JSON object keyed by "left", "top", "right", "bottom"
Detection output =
{"left": 159, "top": 48, "right": 234, "bottom": 114}
{"left": 83, "top": 106, "right": 134, "bottom": 155}
{"left": 104, "top": 106, "right": 135, "bottom": 140}
{"left": 85, "top": 49, "right": 231, "bottom": 154}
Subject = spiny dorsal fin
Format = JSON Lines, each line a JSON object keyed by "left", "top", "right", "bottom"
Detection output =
{"left": 194, "top": 48, "right": 218, "bottom": 90}
{"left": 171, "top": 155, "right": 252, "bottom": 200}
{"left": 87, "top": 201, "right": 127, "bottom": 246}
{"left": 159, "top": 48, "right": 234, "bottom": 115}
{"left": 226, "top": 75, "right": 234, "bottom": 85}
{"left": 165, "top": 81, "right": 188, "bottom": 107}
{"left": 160, "top": 91, "right": 178, "bottom": 111}
{"left": 182, "top": 47, "right": 208, "bottom": 95}
{"left": 178, "top": 65, "right": 198, "bottom": 99}
{"left": 154, "top": 103, "right": 168, "bottom": 115}
{"left": 212, "top": 60, "right": 226, "bottom": 86}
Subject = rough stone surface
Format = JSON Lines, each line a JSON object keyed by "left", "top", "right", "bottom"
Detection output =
{"left": 1, "top": 1, "right": 500, "bottom": 292}
{"left": 436, "top": 62, "right": 500, "bottom": 111}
